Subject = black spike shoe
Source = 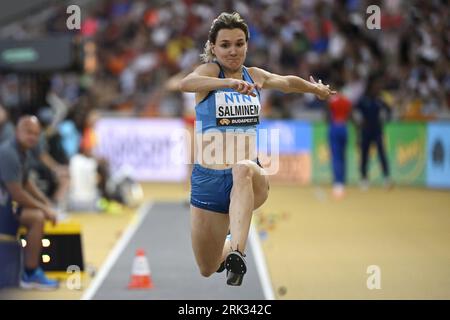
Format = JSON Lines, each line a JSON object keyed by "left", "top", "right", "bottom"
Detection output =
{"left": 216, "top": 261, "right": 225, "bottom": 273}
{"left": 225, "top": 250, "right": 247, "bottom": 286}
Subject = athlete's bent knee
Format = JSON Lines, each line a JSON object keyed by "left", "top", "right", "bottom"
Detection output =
{"left": 30, "top": 210, "right": 45, "bottom": 226}
{"left": 232, "top": 163, "right": 253, "bottom": 181}
{"left": 198, "top": 266, "right": 216, "bottom": 278}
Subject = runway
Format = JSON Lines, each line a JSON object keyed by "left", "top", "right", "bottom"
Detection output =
{"left": 85, "top": 202, "right": 268, "bottom": 300}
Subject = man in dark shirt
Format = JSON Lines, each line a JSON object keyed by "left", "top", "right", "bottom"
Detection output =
{"left": 355, "top": 79, "right": 392, "bottom": 189}
{"left": 0, "top": 116, "right": 59, "bottom": 289}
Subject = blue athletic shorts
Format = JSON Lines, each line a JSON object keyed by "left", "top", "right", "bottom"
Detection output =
{"left": 190, "top": 159, "right": 263, "bottom": 214}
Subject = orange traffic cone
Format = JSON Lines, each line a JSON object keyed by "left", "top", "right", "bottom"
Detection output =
{"left": 128, "top": 248, "right": 154, "bottom": 289}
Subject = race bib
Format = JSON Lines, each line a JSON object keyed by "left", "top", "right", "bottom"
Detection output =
{"left": 215, "top": 91, "right": 260, "bottom": 126}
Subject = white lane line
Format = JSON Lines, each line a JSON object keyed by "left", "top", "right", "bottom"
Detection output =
{"left": 81, "top": 201, "right": 154, "bottom": 300}
{"left": 249, "top": 223, "right": 275, "bottom": 300}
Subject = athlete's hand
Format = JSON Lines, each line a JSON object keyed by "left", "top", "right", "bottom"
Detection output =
{"left": 43, "top": 206, "right": 58, "bottom": 226}
{"left": 228, "top": 79, "right": 260, "bottom": 97}
{"left": 310, "top": 76, "right": 336, "bottom": 100}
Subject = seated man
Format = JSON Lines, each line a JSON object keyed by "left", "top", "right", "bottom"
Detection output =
{"left": 0, "top": 116, "right": 59, "bottom": 290}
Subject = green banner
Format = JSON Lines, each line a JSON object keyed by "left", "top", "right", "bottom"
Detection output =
{"left": 385, "top": 122, "right": 426, "bottom": 185}
{"left": 311, "top": 122, "right": 331, "bottom": 184}
{"left": 312, "top": 122, "right": 426, "bottom": 186}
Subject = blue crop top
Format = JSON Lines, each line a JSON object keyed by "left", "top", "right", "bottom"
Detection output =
{"left": 195, "top": 62, "right": 261, "bottom": 134}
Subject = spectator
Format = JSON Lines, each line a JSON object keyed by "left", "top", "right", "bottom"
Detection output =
{"left": 0, "top": 116, "right": 59, "bottom": 290}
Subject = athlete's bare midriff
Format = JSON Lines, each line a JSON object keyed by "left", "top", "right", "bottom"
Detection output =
{"left": 195, "top": 131, "right": 257, "bottom": 170}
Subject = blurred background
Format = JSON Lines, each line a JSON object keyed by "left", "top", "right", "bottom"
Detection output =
{"left": 0, "top": 0, "right": 449, "bottom": 300}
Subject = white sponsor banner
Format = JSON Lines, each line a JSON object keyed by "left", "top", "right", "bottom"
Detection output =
{"left": 95, "top": 118, "right": 187, "bottom": 182}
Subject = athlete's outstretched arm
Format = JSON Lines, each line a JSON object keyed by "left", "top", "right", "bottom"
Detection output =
{"left": 251, "top": 67, "right": 336, "bottom": 100}
{"left": 179, "top": 63, "right": 259, "bottom": 96}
